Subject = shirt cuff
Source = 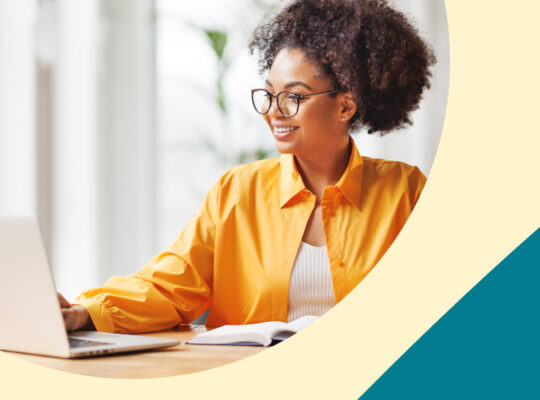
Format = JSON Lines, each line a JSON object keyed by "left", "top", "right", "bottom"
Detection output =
{"left": 74, "top": 297, "right": 117, "bottom": 333}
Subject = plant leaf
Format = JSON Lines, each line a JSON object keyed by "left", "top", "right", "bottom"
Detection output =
{"left": 204, "top": 30, "right": 227, "bottom": 60}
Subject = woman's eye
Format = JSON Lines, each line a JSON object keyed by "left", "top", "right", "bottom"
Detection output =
{"left": 287, "top": 94, "right": 299, "bottom": 101}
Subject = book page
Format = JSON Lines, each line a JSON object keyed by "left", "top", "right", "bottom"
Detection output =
{"left": 188, "top": 316, "right": 318, "bottom": 346}
{"left": 272, "top": 315, "right": 318, "bottom": 341}
{"left": 284, "top": 315, "right": 318, "bottom": 332}
{"left": 188, "top": 321, "right": 287, "bottom": 346}
{"left": 215, "top": 321, "right": 286, "bottom": 338}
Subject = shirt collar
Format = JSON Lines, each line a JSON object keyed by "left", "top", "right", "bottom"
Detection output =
{"left": 279, "top": 140, "right": 364, "bottom": 210}
{"left": 279, "top": 153, "right": 307, "bottom": 208}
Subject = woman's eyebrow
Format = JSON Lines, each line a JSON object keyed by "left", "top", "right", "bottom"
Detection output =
{"left": 264, "top": 79, "right": 313, "bottom": 91}
{"left": 285, "top": 81, "right": 313, "bottom": 90}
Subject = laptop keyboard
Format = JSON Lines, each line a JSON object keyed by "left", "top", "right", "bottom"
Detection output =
{"left": 68, "top": 337, "right": 112, "bottom": 348}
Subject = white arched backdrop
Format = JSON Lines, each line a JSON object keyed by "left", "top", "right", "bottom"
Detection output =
{"left": 355, "top": 0, "right": 449, "bottom": 175}
{"left": 0, "top": 0, "right": 448, "bottom": 300}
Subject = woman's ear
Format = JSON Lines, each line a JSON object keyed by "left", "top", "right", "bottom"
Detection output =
{"left": 338, "top": 92, "right": 357, "bottom": 122}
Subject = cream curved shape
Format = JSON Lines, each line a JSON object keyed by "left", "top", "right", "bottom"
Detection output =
{"left": 2, "top": 0, "right": 540, "bottom": 399}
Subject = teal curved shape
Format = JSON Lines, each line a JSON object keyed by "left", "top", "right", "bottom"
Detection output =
{"left": 360, "top": 228, "right": 540, "bottom": 399}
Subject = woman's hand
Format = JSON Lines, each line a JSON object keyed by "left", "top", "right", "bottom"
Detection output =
{"left": 57, "top": 292, "right": 95, "bottom": 332}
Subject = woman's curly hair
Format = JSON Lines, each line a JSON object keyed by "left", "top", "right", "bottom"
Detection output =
{"left": 249, "top": 0, "right": 436, "bottom": 133}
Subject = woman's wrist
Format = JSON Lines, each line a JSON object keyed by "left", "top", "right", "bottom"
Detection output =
{"left": 73, "top": 305, "right": 96, "bottom": 331}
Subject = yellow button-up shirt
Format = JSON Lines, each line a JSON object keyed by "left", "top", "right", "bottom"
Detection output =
{"left": 76, "top": 142, "right": 426, "bottom": 333}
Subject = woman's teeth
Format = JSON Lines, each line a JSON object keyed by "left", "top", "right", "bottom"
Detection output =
{"left": 274, "top": 126, "right": 296, "bottom": 133}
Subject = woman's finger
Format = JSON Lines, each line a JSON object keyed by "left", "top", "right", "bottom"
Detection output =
{"left": 57, "top": 292, "right": 71, "bottom": 308}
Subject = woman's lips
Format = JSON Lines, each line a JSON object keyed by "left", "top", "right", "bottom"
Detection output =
{"left": 272, "top": 125, "right": 298, "bottom": 139}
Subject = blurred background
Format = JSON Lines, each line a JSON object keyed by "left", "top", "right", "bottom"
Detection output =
{"left": 0, "top": 0, "right": 449, "bottom": 300}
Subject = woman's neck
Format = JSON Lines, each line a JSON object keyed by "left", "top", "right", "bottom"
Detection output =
{"left": 294, "top": 138, "right": 352, "bottom": 202}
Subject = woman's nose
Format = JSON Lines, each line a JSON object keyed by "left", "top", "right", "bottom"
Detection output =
{"left": 267, "top": 96, "right": 282, "bottom": 118}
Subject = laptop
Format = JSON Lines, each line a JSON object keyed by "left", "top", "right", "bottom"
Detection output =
{"left": 0, "top": 215, "right": 180, "bottom": 358}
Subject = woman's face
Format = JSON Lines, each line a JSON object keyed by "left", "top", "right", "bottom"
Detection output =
{"left": 263, "top": 48, "right": 350, "bottom": 158}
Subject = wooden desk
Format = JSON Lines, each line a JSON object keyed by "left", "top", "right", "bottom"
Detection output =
{"left": 9, "top": 325, "right": 265, "bottom": 378}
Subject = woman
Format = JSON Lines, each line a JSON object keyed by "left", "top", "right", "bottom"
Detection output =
{"left": 60, "top": 0, "right": 436, "bottom": 333}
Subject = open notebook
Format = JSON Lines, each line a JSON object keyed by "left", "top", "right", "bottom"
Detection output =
{"left": 188, "top": 315, "right": 318, "bottom": 347}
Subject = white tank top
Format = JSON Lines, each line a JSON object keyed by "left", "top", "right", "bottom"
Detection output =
{"left": 287, "top": 242, "right": 336, "bottom": 322}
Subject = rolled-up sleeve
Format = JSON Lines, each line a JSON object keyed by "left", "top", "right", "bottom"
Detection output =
{"left": 75, "top": 180, "right": 220, "bottom": 333}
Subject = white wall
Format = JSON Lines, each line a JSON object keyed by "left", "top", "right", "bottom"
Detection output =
{"left": 0, "top": 0, "right": 37, "bottom": 215}
{"left": 0, "top": 0, "right": 157, "bottom": 300}
{"left": 49, "top": 0, "right": 101, "bottom": 299}
{"left": 50, "top": 0, "right": 157, "bottom": 299}
{"left": 96, "top": 0, "right": 157, "bottom": 297}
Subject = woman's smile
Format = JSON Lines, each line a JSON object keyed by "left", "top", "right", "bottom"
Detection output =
{"left": 271, "top": 122, "right": 299, "bottom": 139}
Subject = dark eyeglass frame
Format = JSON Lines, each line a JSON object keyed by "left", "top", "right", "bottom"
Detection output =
{"left": 251, "top": 88, "right": 338, "bottom": 118}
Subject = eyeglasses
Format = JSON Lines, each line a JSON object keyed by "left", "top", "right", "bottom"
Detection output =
{"left": 251, "top": 88, "right": 337, "bottom": 118}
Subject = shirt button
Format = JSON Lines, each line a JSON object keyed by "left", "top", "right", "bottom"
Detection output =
{"left": 335, "top": 259, "right": 344, "bottom": 267}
